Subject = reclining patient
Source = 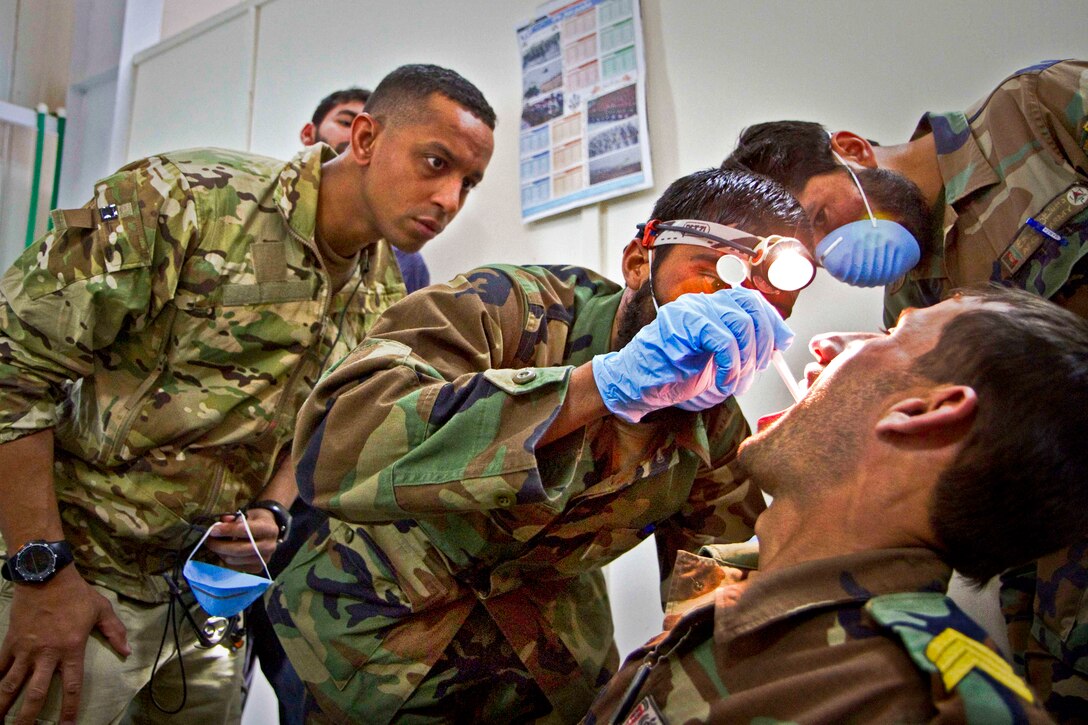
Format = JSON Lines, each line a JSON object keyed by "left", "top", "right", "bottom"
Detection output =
{"left": 586, "top": 287, "right": 1088, "bottom": 725}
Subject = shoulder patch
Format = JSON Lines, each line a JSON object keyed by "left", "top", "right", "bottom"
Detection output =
{"left": 868, "top": 592, "right": 1037, "bottom": 724}
{"left": 926, "top": 627, "right": 1034, "bottom": 704}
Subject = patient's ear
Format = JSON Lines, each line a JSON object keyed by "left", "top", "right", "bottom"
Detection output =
{"left": 875, "top": 385, "right": 977, "bottom": 436}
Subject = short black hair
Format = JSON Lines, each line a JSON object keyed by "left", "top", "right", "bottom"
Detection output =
{"left": 723, "top": 121, "right": 840, "bottom": 194}
{"left": 365, "top": 64, "right": 496, "bottom": 130}
{"left": 650, "top": 166, "right": 810, "bottom": 238}
{"left": 646, "top": 166, "right": 810, "bottom": 275}
{"left": 311, "top": 87, "right": 371, "bottom": 126}
{"left": 917, "top": 287, "right": 1088, "bottom": 584}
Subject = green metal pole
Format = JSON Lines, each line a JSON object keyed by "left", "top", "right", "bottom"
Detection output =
{"left": 47, "top": 109, "right": 67, "bottom": 231}
{"left": 25, "top": 104, "right": 47, "bottom": 247}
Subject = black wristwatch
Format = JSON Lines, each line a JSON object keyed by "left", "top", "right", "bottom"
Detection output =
{"left": 247, "top": 500, "right": 292, "bottom": 544}
{"left": 1, "top": 539, "right": 74, "bottom": 583}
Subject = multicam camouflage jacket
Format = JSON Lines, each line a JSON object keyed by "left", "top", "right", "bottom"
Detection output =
{"left": 0, "top": 146, "right": 405, "bottom": 602}
{"left": 883, "top": 59, "right": 1088, "bottom": 719}
{"left": 267, "top": 264, "right": 766, "bottom": 723}
{"left": 585, "top": 545, "right": 1054, "bottom": 725}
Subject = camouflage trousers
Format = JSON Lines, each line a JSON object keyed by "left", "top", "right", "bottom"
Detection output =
{"left": 304, "top": 602, "right": 554, "bottom": 724}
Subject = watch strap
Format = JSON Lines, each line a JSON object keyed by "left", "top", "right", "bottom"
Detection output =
{"left": 247, "top": 500, "right": 292, "bottom": 543}
{"left": 1, "top": 539, "right": 74, "bottom": 583}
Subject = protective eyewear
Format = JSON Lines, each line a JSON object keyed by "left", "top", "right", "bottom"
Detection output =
{"left": 637, "top": 218, "right": 816, "bottom": 294}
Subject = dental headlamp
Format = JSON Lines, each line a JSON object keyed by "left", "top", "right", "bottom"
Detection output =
{"left": 636, "top": 219, "right": 816, "bottom": 293}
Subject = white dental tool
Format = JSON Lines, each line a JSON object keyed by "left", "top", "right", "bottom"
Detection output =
{"left": 771, "top": 349, "right": 804, "bottom": 403}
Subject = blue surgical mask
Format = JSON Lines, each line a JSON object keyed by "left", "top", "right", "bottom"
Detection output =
{"left": 817, "top": 146, "right": 921, "bottom": 287}
{"left": 182, "top": 512, "right": 272, "bottom": 618}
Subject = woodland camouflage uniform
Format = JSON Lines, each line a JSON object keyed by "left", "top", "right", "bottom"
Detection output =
{"left": 268, "top": 264, "right": 766, "bottom": 723}
{"left": 585, "top": 543, "right": 1054, "bottom": 725}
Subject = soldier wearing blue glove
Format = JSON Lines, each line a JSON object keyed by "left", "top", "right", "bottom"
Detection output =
{"left": 270, "top": 167, "right": 817, "bottom": 723}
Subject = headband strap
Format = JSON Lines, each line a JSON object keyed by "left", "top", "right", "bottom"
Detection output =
{"left": 636, "top": 219, "right": 761, "bottom": 256}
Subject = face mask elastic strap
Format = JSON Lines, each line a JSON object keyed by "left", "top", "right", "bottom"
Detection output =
{"left": 185, "top": 510, "right": 272, "bottom": 581}
{"left": 634, "top": 220, "right": 661, "bottom": 310}
{"left": 647, "top": 247, "right": 659, "bottom": 311}
{"left": 828, "top": 134, "right": 878, "bottom": 228}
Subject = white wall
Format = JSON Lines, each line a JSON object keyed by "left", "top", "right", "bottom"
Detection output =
{"left": 161, "top": 0, "right": 245, "bottom": 38}
{"left": 0, "top": 0, "right": 73, "bottom": 271}
{"left": 120, "top": 0, "right": 1087, "bottom": 671}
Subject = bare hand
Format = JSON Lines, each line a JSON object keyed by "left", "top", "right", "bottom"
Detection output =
{"left": 803, "top": 331, "right": 883, "bottom": 388}
{"left": 202, "top": 510, "right": 278, "bottom": 573}
{"left": 0, "top": 567, "right": 129, "bottom": 724}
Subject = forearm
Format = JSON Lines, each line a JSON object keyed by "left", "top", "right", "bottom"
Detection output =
{"left": 537, "top": 362, "right": 606, "bottom": 446}
{"left": 254, "top": 454, "right": 298, "bottom": 508}
{"left": 0, "top": 429, "right": 63, "bottom": 550}
{"left": 0, "top": 432, "right": 129, "bottom": 719}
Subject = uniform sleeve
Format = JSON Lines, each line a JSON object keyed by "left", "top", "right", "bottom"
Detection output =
{"left": 653, "top": 401, "right": 767, "bottom": 592}
{"left": 0, "top": 159, "right": 196, "bottom": 442}
{"left": 1032, "top": 60, "right": 1088, "bottom": 174}
{"left": 293, "top": 267, "right": 577, "bottom": 522}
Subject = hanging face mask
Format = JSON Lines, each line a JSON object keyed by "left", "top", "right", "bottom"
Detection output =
{"left": 182, "top": 511, "right": 272, "bottom": 618}
{"left": 816, "top": 142, "right": 921, "bottom": 287}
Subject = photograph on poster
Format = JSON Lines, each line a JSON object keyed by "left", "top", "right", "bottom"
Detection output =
{"left": 587, "top": 83, "right": 637, "bottom": 129}
{"left": 522, "top": 32, "right": 560, "bottom": 69}
{"left": 521, "top": 92, "right": 565, "bottom": 129}
{"left": 523, "top": 62, "right": 563, "bottom": 99}
{"left": 588, "top": 144, "right": 642, "bottom": 185}
{"left": 588, "top": 119, "right": 638, "bottom": 157}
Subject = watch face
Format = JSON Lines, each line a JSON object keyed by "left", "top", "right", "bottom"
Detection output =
{"left": 16, "top": 544, "right": 56, "bottom": 581}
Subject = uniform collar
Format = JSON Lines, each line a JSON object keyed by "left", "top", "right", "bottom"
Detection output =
{"left": 916, "top": 110, "right": 1000, "bottom": 207}
{"left": 714, "top": 548, "right": 951, "bottom": 643}
{"left": 273, "top": 143, "right": 337, "bottom": 245}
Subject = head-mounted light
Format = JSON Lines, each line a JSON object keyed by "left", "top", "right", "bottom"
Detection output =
{"left": 636, "top": 219, "right": 816, "bottom": 293}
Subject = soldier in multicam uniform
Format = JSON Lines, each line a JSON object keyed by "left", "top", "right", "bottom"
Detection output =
{"left": 0, "top": 64, "right": 494, "bottom": 724}
{"left": 299, "top": 86, "right": 431, "bottom": 294}
{"left": 725, "top": 59, "right": 1088, "bottom": 722}
{"left": 587, "top": 287, "right": 1088, "bottom": 725}
{"left": 267, "top": 167, "right": 810, "bottom": 723}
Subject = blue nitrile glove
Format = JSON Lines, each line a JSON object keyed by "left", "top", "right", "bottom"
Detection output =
{"left": 816, "top": 218, "right": 921, "bottom": 287}
{"left": 677, "top": 289, "right": 793, "bottom": 411}
{"left": 592, "top": 288, "right": 794, "bottom": 423}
